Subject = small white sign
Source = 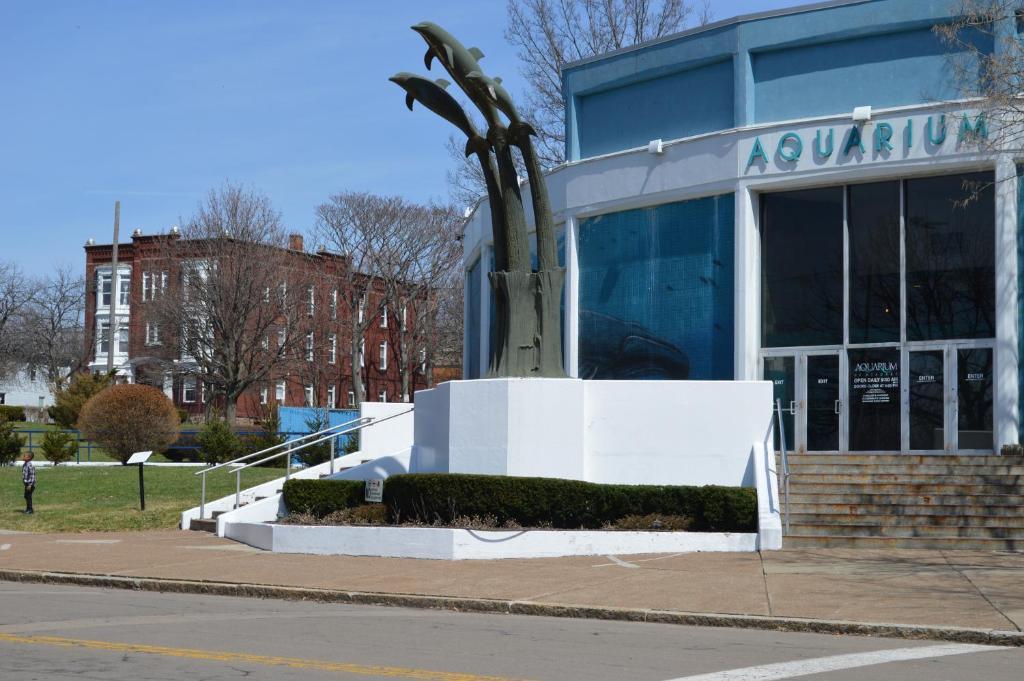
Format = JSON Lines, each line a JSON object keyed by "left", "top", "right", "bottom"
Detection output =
{"left": 365, "top": 478, "right": 384, "bottom": 503}
{"left": 126, "top": 451, "right": 153, "bottom": 465}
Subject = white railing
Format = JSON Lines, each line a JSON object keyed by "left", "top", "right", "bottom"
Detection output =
{"left": 195, "top": 409, "right": 413, "bottom": 518}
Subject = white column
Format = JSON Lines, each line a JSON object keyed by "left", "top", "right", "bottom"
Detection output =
{"left": 564, "top": 216, "right": 580, "bottom": 378}
{"left": 995, "top": 155, "right": 1019, "bottom": 451}
{"left": 734, "top": 185, "right": 759, "bottom": 381}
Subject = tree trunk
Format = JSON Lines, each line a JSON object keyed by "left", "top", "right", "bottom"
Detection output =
{"left": 350, "top": 336, "right": 364, "bottom": 405}
{"left": 225, "top": 396, "right": 237, "bottom": 426}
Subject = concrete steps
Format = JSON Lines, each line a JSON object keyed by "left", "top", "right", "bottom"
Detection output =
{"left": 189, "top": 497, "right": 268, "bottom": 533}
{"left": 778, "top": 453, "right": 1024, "bottom": 550}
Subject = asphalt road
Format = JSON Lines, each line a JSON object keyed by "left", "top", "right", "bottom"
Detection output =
{"left": 0, "top": 581, "right": 1021, "bottom": 681}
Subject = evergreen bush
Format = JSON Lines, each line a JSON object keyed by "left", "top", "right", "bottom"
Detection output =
{"left": 282, "top": 474, "right": 757, "bottom": 532}
{"left": 196, "top": 419, "right": 243, "bottom": 465}
{"left": 40, "top": 430, "right": 77, "bottom": 466}
{"left": 0, "top": 418, "right": 24, "bottom": 466}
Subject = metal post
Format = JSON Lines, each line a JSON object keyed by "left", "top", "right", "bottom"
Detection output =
{"left": 285, "top": 440, "right": 291, "bottom": 480}
{"left": 329, "top": 434, "right": 336, "bottom": 475}
{"left": 235, "top": 469, "right": 241, "bottom": 509}
{"left": 137, "top": 462, "right": 146, "bottom": 511}
{"left": 776, "top": 398, "right": 790, "bottom": 535}
{"left": 200, "top": 472, "right": 206, "bottom": 519}
{"left": 107, "top": 200, "right": 120, "bottom": 375}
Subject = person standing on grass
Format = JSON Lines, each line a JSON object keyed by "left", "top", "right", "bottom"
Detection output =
{"left": 21, "top": 452, "right": 35, "bottom": 514}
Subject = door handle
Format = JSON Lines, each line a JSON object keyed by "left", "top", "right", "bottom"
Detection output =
{"left": 789, "top": 400, "right": 796, "bottom": 414}
{"left": 834, "top": 400, "right": 842, "bottom": 415}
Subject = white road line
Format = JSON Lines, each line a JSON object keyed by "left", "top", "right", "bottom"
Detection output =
{"left": 53, "top": 539, "right": 121, "bottom": 545}
{"left": 0, "top": 544, "right": 10, "bottom": 551}
{"left": 663, "top": 643, "right": 1003, "bottom": 681}
{"left": 601, "top": 555, "right": 639, "bottom": 568}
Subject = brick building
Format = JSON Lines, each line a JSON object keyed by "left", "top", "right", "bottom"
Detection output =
{"left": 84, "top": 229, "right": 426, "bottom": 422}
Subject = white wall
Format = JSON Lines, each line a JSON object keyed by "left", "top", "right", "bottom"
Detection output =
{"left": 359, "top": 402, "right": 414, "bottom": 459}
{"left": 584, "top": 380, "right": 771, "bottom": 486}
{"left": 412, "top": 378, "right": 772, "bottom": 488}
{"left": 0, "top": 367, "right": 56, "bottom": 409}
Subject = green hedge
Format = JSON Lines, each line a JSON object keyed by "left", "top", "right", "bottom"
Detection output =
{"left": 0, "top": 405, "right": 27, "bottom": 422}
{"left": 283, "top": 474, "right": 756, "bottom": 532}
{"left": 283, "top": 479, "right": 366, "bottom": 517}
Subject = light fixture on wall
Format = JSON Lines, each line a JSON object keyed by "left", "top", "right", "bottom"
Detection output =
{"left": 852, "top": 105, "right": 872, "bottom": 123}
{"left": 648, "top": 138, "right": 664, "bottom": 154}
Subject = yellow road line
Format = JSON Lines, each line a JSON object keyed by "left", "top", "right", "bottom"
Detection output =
{"left": 0, "top": 632, "right": 530, "bottom": 681}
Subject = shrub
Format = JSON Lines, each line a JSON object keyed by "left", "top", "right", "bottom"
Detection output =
{"left": 282, "top": 479, "right": 366, "bottom": 517}
{"left": 0, "top": 418, "right": 24, "bottom": 466}
{"left": 177, "top": 409, "right": 190, "bottom": 424}
{"left": 196, "top": 419, "right": 243, "bottom": 465}
{"left": 244, "top": 404, "right": 286, "bottom": 467}
{"left": 77, "top": 384, "right": 180, "bottom": 464}
{"left": 0, "top": 405, "right": 26, "bottom": 422}
{"left": 49, "top": 371, "right": 113, "bottom": 429}
{"left": 282, "top": 475, "right": 758, "bottom": 532}
{"left": 40, "top": 430, "right": 77, "bottom": 466}
{"left": 296, "top": 409, "right": 331, "bottom": 467}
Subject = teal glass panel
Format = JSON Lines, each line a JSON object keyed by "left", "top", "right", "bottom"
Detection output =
{"left": 577, "top": 194, "right": 734, "bottom": 380}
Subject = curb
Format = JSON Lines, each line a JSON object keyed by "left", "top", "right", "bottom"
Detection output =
{"left": 1, "top": 568, "right": 1021, "bottom": 647}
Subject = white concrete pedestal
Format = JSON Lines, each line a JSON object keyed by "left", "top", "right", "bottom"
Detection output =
{"left": 411, "top": 378, "right": 585, "bottom": 479}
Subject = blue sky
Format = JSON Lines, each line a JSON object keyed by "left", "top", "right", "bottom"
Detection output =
{"left": 0, "top": 0, "right": 800, "bottom": 276}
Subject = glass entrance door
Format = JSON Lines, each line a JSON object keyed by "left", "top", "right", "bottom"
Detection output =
{"left": 956, "top": 347, "right": 994, "bottom": 451}
{"left": 805, "top": 354, "right": 840, "bottom": 452}
{"left": 763, "top": 352, "right": 841, "bottom": 453}
{"left": 908, "top": 349, "right": 945, "bottom": 451}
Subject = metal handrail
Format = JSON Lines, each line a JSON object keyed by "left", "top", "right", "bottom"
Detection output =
{"left": 195, "top": 416, "right": 365, "bottom": 477}
{"left": 775, "top": 398, "right": 790, "bottom": 535}
{"left": 197, "top": 408, "right": 413, "bottom": 518}
{"left": 196, "top": 415, "right": 367, "bottom": 518}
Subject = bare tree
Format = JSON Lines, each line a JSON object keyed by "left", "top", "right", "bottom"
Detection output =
{"left": 936, "top": 2, "right": 1024, "bottom": 154}
{"left": 316, "top": 192, "right": 418, "bottom": 405}
{"left": 446, "top": 0, "right": 711, "bottom": 207}
{"left": 379, "top": 204, "right": 463, "bottom": 401}
{"left": 149, "top": 183, "right": 306, "bottom": 424}
{"left": 18, "top": 266, "right": 86, "bottom": 389}
{"left": 0, "top": 261, "right": 33, "bottom": 378}
{"left": 505, "top": 0, "right": 712, "bottom": 166}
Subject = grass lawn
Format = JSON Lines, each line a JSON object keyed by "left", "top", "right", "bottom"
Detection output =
{"left": 0, "top": 465, "right": 284, "bottom": 533}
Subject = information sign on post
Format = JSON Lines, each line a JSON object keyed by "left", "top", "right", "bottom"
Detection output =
{"left": 365, "top": 478, "right": 384, "bottom": 503}
{"left": 127, "top": 451, "right": 154, "bottom": 511}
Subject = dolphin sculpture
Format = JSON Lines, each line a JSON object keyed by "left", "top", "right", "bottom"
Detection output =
{"left": 388, "top": 72, "right": 488, "bottom": 156}
{"left": 466, "top": 71, "right": 558, "bottom": 275}
{"left": 412, "top": 20, "right": 530, "bottom": 275}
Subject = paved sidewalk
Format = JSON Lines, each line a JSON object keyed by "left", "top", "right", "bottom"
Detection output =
{"left": 0, "top": 530, "right": 1021, "bottom": 635}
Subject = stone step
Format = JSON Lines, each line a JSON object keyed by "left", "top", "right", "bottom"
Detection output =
{"left": 786, "top": 522, "right": 1024, "bottom": 539}
{"left": 785, "top": 482, "right": 1019, "bottom": 495}
{"left": 778, "top": 454, "right": 1024, "bottom": 466}
{"left": 189, "top": 518, "right": 217, "bottom": 533}
{"left": 785, "top": 473, "right": 1023, "bottom": 485}
{"left": 786, "top": 502, "right": 1024, "bottom": 516}
{"left": 782, "top": 534, "right": 1024, "bottom": 551}
{"left": 782, "top": 464, "right": 1024, "bottom": 476}
{"left": 787, "top": 513, "right": 1024, "bottom": 527}
{"left": 780, "top": 492, "right": 1024, "bottom": 505}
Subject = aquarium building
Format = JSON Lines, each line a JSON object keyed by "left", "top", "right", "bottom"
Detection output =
{"left": 461, "top": 0, "right": 1021, "bottom": 456}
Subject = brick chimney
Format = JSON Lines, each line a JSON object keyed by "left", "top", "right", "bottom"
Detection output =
{"left": 288, "top": 233, "right": 304, "bottom": 251}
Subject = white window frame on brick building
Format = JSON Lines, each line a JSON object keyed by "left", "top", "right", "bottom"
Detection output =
{"left": 183, "top": 377, "right": 197, "bottom": 403}
{"left": 306, "top": 332, "right": 314, "bottom": 362}
{"left": 145, "top": 322, "right": 161, "bottom": 346}
{"left": 327, "top": 384, "right": 336, "bottom": 408}
{"left": 260, "top": 384, "right": 268, "bottom": 405}
{"left": 379, "top": 341, "right": 388, "bottom": 371}
{"left": 307, "top": 285, "right": 315, "bottom": 317}
{"left": 304, "top": 384, "right": 315, "bottom": 407}
{"left": 378, "top": 390, "right": 387, "bottom": 403}
{"left": 348, "top": 390, "right": 356, "bottom": 407}
{"left": 381, "top": 306, "right": 388, "bottom": 328}
{"left": 328, "top": 334, "right": 337, "bottom": 364}
{"left": 276, "top": 380, "right": 286, "bottom": 404}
